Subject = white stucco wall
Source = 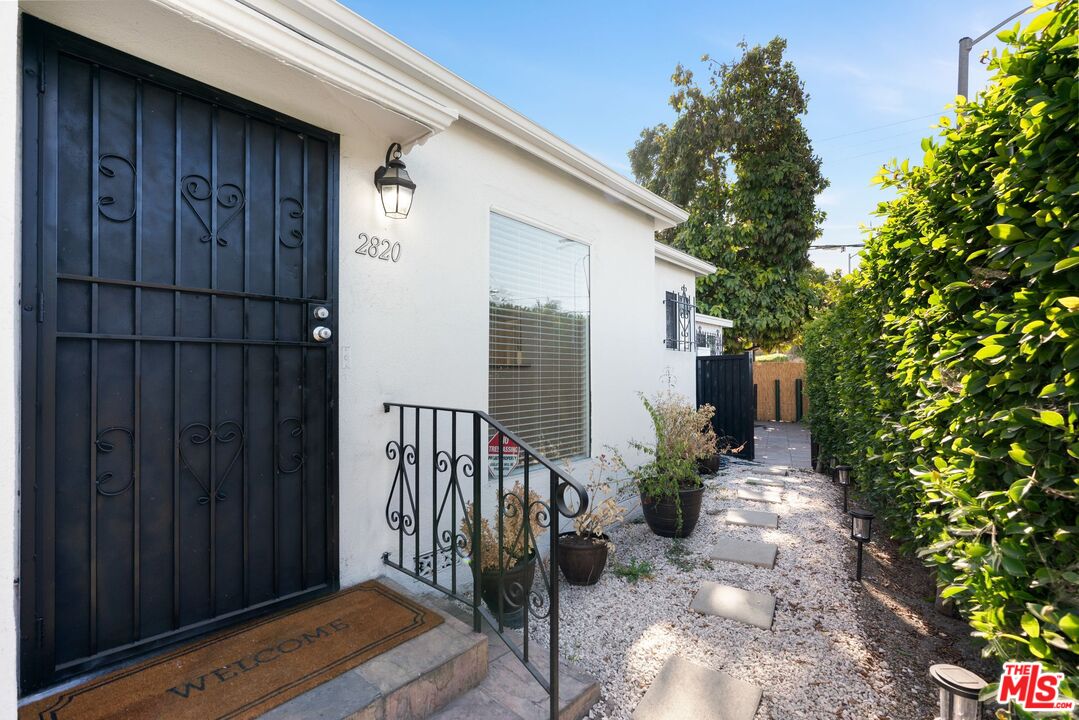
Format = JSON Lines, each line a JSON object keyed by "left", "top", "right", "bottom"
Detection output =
{"left": 653, "top": 258, "right": 703, "bottom": 402}
{"left": 340, "top": 121, "right": 699, "bottom": 584}
{"left": 1, "top": 1, "right": 703, "bottom": 702}
{"left": 1, "top": 4, "right": 20, "bottom": 714}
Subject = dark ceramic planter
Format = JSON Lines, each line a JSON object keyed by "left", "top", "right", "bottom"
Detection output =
{"left": 557, "top": 532, "right": 610, "bottom": 586}
{"left": 696, "top": 453, "right": 722, "bottom": 475}
{"left": 480, "top": 554, "right": 536, "bottom": 628}
{"left": 640, "top": 486, "right": 704, "bottom": 538}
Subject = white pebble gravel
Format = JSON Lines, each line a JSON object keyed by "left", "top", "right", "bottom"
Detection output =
{"left": 529, "top": 462, "right": 906, "bottom": 720}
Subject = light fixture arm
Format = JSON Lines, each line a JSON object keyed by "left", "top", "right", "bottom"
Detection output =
{"left": 957, "top": 6, "right": 1027, "bottom": 97}
{"left": 385, "top": 142, "right": 403, "bottom": 168}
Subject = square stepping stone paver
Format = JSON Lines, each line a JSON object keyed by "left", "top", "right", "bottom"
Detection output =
{"left": 632, "top": 655, "right": 762, "bottom": 720}
{"left": 708, "top": 537, "right": 778, "bottom": 568}
{"left": 745, "top": 476, "right": 785, "bottom": 487}
{"left": 737, "top": 488, "right": 783, "bottom": 504}
{"left": 690, "top": 581, "right": 775, "bottom": 629}
{"left": 724, "top": 509, "right": 779, "bottom": 529}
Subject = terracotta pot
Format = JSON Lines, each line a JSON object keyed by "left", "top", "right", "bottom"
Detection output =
{"left": 479, "top": 554, "right": 536, "bottom": 628}
{"left": 640, "top": 486, "right": 704, "bottom": 538}
{"left": 557, "top": 532, "right": 610, "bottom": 586}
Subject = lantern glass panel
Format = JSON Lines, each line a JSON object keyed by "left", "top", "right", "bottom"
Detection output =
{"left": 396, "top": 184, "right": 414, "bottom": 216}
{"left": 837, "top": 467, "right": 850, "bottom": 485}
{"left": 380, "top": 184, "right": 399, "bottom": 214}
{"left": 853, "top": 516, "right": 871, "bottom": 541}
{"left": 939, "top": 689, "right": 981, "bottom": 720}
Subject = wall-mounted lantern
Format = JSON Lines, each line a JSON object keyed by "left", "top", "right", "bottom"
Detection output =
{"left": 849, "top": 509, "right": 874, "bottom": 580}
{"left": 835, "top": 465, "right": 851, "bottom": 512}
{"left": 374, "top": 142, "right": 416, "bottom": 219}
{"left": 928, "top": 664, "right": 987, "bottom": 720}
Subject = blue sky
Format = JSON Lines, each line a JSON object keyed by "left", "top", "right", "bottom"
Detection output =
{"left": 345, "top": 1, "right": 1030, "bottom": 273}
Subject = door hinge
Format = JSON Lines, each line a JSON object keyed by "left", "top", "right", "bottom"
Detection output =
{"left": 35, "top": 617, "right": 44, "bottom": 647}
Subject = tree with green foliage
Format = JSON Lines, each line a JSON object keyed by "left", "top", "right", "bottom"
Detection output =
{"left": 804, "top": 1, "right": 1077, "bottom": 710}
{"left": 630, "top": 38, "right": 828, "bottom": 351}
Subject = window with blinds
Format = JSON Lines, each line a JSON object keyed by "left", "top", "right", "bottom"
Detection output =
{"left": 489, "top": 213, "right": 590, "bottom": 461}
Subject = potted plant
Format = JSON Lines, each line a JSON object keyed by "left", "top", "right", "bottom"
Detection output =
{"left": 461, "top": 480, "right": 545, "bottom": 628}
{"left": 696, "top": 453, "right": 722, "bottom": 475}
{"left": 614, "top": 392, "right": 718, "bottom": 538}
{"left": 556, "top": 460, "right": 627, "bottom": 585}
{"left": 697, "top": 431, "right": 738, "bottom": 475}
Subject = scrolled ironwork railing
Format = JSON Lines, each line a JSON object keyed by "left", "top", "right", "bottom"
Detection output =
{"left": 381, "top": 402, "right": 589, "bottom": 720}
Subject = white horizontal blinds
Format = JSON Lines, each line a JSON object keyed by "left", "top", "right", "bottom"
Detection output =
{"left": 489, "top": 213, "right": 589, "bottom": 460}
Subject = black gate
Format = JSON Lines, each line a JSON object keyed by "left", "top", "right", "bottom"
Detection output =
{"left": 696, "top": 353, "right": 755, "bottom": 459}
{"left": 19, "top": 19, "right": 339, "bottom": 692}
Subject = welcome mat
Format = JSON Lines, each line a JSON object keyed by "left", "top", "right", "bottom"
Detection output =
{"left": 21, "top": 581, "right": 443, "bottom": 720}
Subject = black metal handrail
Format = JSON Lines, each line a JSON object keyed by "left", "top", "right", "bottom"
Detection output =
{"left": 381, "top": 401, "right": 589, "bottom": 720}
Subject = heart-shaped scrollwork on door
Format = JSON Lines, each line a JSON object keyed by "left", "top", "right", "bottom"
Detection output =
{"left": 180, "top": 174, "right": 246, "bottom": 247}
{"left": 179, "top": 421, "right": 245, "bottom": 505}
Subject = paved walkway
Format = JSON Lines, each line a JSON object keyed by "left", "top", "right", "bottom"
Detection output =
{"left": 753, "top": 421, "right": 812, "bottom": 469}
{"left": 636, "top": 422, "right": 815, "bottom": 720}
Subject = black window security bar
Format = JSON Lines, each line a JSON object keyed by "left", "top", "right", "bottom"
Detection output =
{"left": 664, "top": 285, "right": 696, "bottom": 351}
{"left": 381, "top": 402, "right": 589, "bottom": 720}
{"left": 697, "top": 328, "right": 723, "bottom": 356}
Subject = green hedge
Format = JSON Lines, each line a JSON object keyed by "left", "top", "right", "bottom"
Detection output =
{"left": 804, "top": 0, "right": 1077, "bottom": 703}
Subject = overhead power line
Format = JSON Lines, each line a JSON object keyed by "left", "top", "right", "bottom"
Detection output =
{"left": 816, "top": 111, "right": 944, "bottom": 143}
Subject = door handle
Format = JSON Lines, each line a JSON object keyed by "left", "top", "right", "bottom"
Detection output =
{"left": 312, "top": 326, "right": 332, "bottom": 342}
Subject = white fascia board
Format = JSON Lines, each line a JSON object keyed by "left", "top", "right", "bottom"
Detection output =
{"left": 654, "top": 242, "right": 716, "bottom": 276}
{"left": 697, "top": 313, "right": 734, "bottom": 329}
{"left": 274, "top": 0, "right": 690, "bottom": 229}
{"left": 149, "top": 0, "right": 459, "bottom": 141}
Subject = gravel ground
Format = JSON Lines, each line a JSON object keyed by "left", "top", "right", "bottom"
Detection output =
{"left": 530, "top": 461, "right": 997, "bottom": 720}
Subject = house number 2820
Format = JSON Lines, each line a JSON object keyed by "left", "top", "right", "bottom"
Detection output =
{"left": 356, "top": 233, "right": 402, "bottom": 263}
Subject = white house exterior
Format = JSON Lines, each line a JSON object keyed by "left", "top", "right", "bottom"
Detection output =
{"left": 0, "top": 0, "right": 717, "bottom": 707}
{"left": 696, "top": 313, "right": 735, "bottom": 356}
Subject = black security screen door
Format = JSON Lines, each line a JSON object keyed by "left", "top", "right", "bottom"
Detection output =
{"left": 20, "top": 19, "right": 339, "bottom": 692}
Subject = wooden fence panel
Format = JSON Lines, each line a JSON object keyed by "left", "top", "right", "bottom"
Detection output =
{"left": 752, "top": 361, "right": 809, "bottom": 422}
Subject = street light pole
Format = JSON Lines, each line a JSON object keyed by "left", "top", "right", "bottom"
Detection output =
{"left": 957, "top": 36, "right": 974, "bottom": 99}
{"left": 957, "top": 7, "right": 1028, "bottom": 98}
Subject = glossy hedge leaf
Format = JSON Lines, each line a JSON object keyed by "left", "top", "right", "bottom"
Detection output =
{"left": 803, "top": 0, "right": 1078, "bottom": 686}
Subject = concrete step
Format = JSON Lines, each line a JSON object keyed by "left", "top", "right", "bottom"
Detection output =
{"left": 744, "top": 476, "right": 784, "bottom": 488}
{"left": 724, "top": 509, "right": 779, "bottom": 529}
{"left": 260, "top": 576, "right": 487, "bottom": 720}
{"left": 736, "top": 488, "right": 783, "bottom": 504}
{"left": 708, "top": 537, "right": 778, "bottom": 569}
{"left": 689, "top": 581, "right": 776, "bottom": 630}
{"left": 633, "top": 655, "right": 762, "bottom": 720}
{"left": 421, "top": 590, "right": 601, "bottom": 720}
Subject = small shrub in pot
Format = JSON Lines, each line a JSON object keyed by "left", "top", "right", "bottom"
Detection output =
{"left": 461, "top": 480, "right": 546, "bottom": 628}
{"left": 613, "top": 392, "right": 719, "bottom": 538}
{"left": 557, "top": 462, "right": 627, "bottom": 586}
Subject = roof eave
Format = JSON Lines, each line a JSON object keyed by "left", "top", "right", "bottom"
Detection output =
{"left": 275, "top": 0, "right": 690, "bottom": 228}
{"left": 654, "top": 241, "right": 716, "bottom": 276}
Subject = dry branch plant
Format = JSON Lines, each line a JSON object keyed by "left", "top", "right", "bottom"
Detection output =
{"left": 567, "top": 455, "right": 629, "bottom": 546}
{"left": 461, "top": 480, "right": 546, "bottom": 573}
